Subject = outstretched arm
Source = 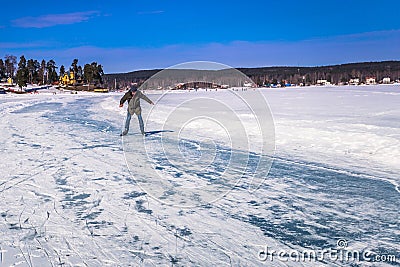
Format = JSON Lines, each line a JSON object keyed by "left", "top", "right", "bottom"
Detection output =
{"left": 119, "top": 92, "right": 130, "bottom": 107}
{"left": 141, "top": 94, "right": 154, "bottom": 105}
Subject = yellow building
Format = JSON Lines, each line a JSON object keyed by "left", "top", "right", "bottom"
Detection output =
{"left": 60, "top": 72, "right": 76, "bottom": 86}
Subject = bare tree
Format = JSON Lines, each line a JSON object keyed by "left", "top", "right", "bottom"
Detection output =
{"left": 4, "top": 55, "right": 17, "bottom": 79}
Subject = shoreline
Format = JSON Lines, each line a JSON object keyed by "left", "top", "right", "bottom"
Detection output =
{"left": 1, "top": 83, "right": 399, "bottom": 97}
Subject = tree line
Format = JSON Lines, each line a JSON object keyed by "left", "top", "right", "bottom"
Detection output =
{"left": 103, "top": 61, "right": 400, "bottom": 89}
{"left": 0, "top": 55, "right": 104, "bottom": 88}
{"left": 238, "top": 61, "right": 400, "bottom": 86}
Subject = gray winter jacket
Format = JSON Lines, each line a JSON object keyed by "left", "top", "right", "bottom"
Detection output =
{"left": 120, "top": 90, "right": 152, "bottom": 115}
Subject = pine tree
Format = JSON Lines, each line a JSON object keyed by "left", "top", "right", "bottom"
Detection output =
{"left": 96, "top": 64, "right": 104, "bottom": 84}
{"left": 46, "top": 60, "right": 58, "bottom": 84}
{"left": 83, "top": 63, "right": 93, "bottom": 84}
{"left": 16, "top": 55, "right": 28, "bottom": 88}
{"left": 77, "top": 65, "right": 83, "bottom": 81}
{"left": 59, "top": 65, "right": 65, "bottom": 78}
{"left": 38, "top": 60, "right": 46, "bottom": 84}
{"left": 71, "top": 59, "right": 79, "bottom": 85}
{"left": 27, "top": 59, "right": 39, "bottom": 84}
{"left": 0, "top": 59, "right": 5, "bottom": 79}
{"left": 83, "top": 62, "right": 104, "bottom": 86}
{"left": 33, "top": 60, "right": 40, "bottom": 83}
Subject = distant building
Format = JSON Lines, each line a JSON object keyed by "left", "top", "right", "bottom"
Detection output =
{"left": 317, "top": 79, "right": 331, "bottom": 86}
{"left": 174, "top": 82, "right": 185, "bottom": 89}
{"left": 243, "top": 82, "right": 254, "bottom": 87}
{"left": 60, "top": 72, "right": 76, "bottom": 86}
{"left": 382, "top": 77, "right": 391, "bottom": 84}
{"left": 349, "top": 78, "right": 360, "bottom": 85}
{"left": 366, "top": 77, "right": 376, "bottom": 85}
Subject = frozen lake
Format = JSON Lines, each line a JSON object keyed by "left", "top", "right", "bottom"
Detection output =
{"left": 0, "top": 85, "right": 399, "bottom": 266}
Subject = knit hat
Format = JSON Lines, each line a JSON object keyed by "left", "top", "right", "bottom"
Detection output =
{"left": 130, "top": 85, "right": 138, "bottom": 92}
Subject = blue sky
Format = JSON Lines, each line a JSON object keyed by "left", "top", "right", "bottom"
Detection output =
{"left": 1, "top": 0, "right": 400, "bottom": 73}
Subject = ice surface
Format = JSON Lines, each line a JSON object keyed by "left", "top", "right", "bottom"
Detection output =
{"left": 0, "top": 85, "right": 399, "bottom": 266}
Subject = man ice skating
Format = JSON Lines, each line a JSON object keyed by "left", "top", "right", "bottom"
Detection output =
{"left": 119, "top": 85, "right": 154, "bottom": 136}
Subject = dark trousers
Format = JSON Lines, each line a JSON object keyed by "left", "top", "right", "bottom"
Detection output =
{"left": 124, "top": 111, "right": 144, "bottom": 134}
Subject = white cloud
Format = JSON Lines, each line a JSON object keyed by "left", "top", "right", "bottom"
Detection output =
{"left": 0, "top": 41, "right": 53, "bottom": 49}
{"left": 137, "top": 10, "right": 165, "bottom": 15}
{"left": 12, "top": 11, "right": 100, "bottom": 28}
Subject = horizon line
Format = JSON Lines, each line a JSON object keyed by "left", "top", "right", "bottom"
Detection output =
{"left": 104, "top": 59, "right": 400, "bottom": 75}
